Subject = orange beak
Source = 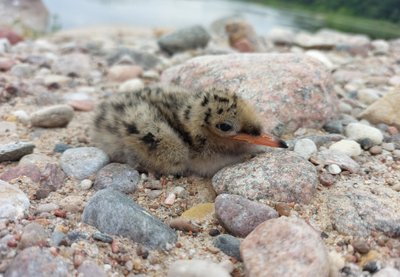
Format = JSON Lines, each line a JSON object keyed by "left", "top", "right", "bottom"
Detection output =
{"left": 230, "top": 133, "right": 288, "bottom": 148}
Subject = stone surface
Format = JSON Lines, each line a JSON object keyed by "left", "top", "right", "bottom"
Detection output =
{"left": 294, "top": 138, "right": 318, "bottom": 160}
{"left": 38, "top": 163, "right": 66, "bottom": 198}
{"left": 31, "top": 105, "right": 74, "bottom": 128}
{"left": 19, "top": 222, "right": 48, "bottom": 249}
{"left": 215, "top": 194, "right": 278, "bottom": 237}
{"left": 82, "top": 189, "right": 177, "bottom": 250}
{"left": 0, "top": 164, "right": 41, "bottom": 183}
{"left": 241, "top": 217, "right": 329, "bottom": 277}
{"left": 167, "top": 260, "right": 230, "bottom": 277}
{"left": 107, "top": 65, "right": 143, "bottom": 82}
{"left": 0, "top": 142, "right": 35, "bottom": 162}
{"left": 345, "top": 123, "right": 383, "bottom": 145}
{"left": 329, "top": 140, "right": 362, "bottom": 157}
{"left": 107, "top": 48, "right": 161, "bottom": 70}
{"left": 225, "top": 19, "right": 263, "bottom": 52}
{"left": 93, "top": 163, "right": 140, "bottom": 193}
{"left": 360, "top": 91, "right": 400, "bottom": 128}
{"left": 77, "top": 260, "right": 107, "bottom": 277}
{"left": 373, "top": 267, "right": 400, "bottom": 277}
{"left": 4, "top": 246, "right": 68, "bottom": 277}
{"left": 357, "top": 88, "right": 380, "bottom": 105}
{"left": 0, "top": 180, "right": 30, "bottom": 220}
{"left": 310, "top": 149, "right": 360, "bottom": 173}
{"left": 212, "top": 150, "right": 318, "bottom": 204}
{"left": 181, "top": 203, "right": 215, "bottom": 221}
{"left": 162, "top": 53, "right": 337, "bottom": 135}
{"left": 213, "top": 234, "right": 241, "bottom": 261}
{"left": 60, "top": 147, "right": 109, "bottom": 180}
{"left": 158, "top": 25, "right": 210, "bottom": 55}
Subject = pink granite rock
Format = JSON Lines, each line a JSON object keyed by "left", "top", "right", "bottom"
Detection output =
{"left": 0, "top": 164, "right": 41, "bottom": 183}
{"left": 161, "top": 53, "right": 337, "bottom": 135}
{"left": 241, "top": 217, "right": 329, "bottom": 277}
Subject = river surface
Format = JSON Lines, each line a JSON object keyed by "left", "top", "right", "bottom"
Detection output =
{"left": 43, "top": 0, "right": 323, "bottom": 34}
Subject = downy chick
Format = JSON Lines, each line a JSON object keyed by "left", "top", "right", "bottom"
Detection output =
{"left": 92, "top": 85, "right": 287, "bottom": 177}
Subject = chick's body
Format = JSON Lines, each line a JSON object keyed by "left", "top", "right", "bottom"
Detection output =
{"left": 92, "top": 86, "right": 271, "bottom": 177}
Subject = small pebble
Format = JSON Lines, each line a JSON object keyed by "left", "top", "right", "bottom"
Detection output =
{"left": 169, "top": 218, "right": 201, "bottom": 233}
{"left": 319, "top": 172, "right": 336, "bottom": 186}
{"left": 275, "top": 202, "right": 291, "bottom": 216}
{"left": 363, "top": 261, "right": 380, "bottom": 273}
{"left": 345, "top": 123, "right": 383, "bottom": 145}
{"left": 294, "top": 138, "right": 317, "bottom": 160}
{"left": 77, "top": 179, "right": 93, "bottom": 190}
{"left": 92, "top": 232, "right": 113, "bottom": 243}
{"left": 36, "top": 203, "right": 59, "bottom": 213}
{"left": 208, "top": 229, "right": 220, "bottom": 237}
{"left": 323, "top": 120, "right": 343, "bottom": 134}
{"left": 352, "top": 239, "right": 370, "bottom": 254}
{"left": 370, "top": 145, "right": 383, "bottom": 155}
{"left": 164, "top": 193, "right": 176, "bottom": 205}
{"left": 0, "top": 142, "right": 35, "bottom": 162}
{"left": 329, "top": 140, "right": 362, "bottom": 157}
{"left": 167, "top": 260, "right": 229, "bottom": 277}
{"left": 53, "top": 143, "right": 71, "bottom": 153}
{"left": 31, "top": 105, "right": 74, "bottom": 128}
{"left": 382, "top": 143, "right": 395, "bottom": 151}
{"left": 327, "top": 164, "right": 342, "bottom": 175}
{"left": 213, "top": 234, "right": 241, "bottom": 261}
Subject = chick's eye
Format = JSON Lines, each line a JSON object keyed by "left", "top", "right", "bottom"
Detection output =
{"left": 216, "top": 123, "right": 232, "bottom": 132}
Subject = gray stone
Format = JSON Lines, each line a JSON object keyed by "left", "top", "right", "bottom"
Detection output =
{"left": 212, "top": 150, "right": 318, "bottom": 204}
{"left": 0, "top": 180, "right": 30, "bottom": 220}
{"left": 52, "top": 53, "right": 91, "bottom": 77}
{"left": 213, "top": 234, "right": 241, "bottom": 261}
{"left": 294, "top": 138, "right": 317, "bottom": 160}
{"left": 93, "top": 163, "right": 140, "bottom": 193}
{"left": 77, "top": 260, "right": 107, "bottom": 277}
{"left": 158, "top": 25, "right": 210, "bottom": 55}
{"left": 167, "top": 260, "right": 230, "bottom": 277}
{"left": 31, "top": 105, "right": 74, "bottom": 128}
{"left": 60, "top": 147, "right": 109, "bottom": 180}
{"left": 310, "top": 149, "right": 360, "bottom": 173}
{"left": 4, "top": 246, "right": 68, "bottom": 277}
{"left": 19, "top": 222, "right": 48, "bottom": 249}
{"left": 345, "top": 123, "right": 383, "bottom": 145}
{"left": 0, "top": 142, "right": 35, "bottom": 162}
{"left": 215, "top": 194, "right": 278, "bottom": 237}
{"left": 241, "top": 217, "right": 329, "bottom": 277}
{"left": 323, "top": 120, "right": 343, "bottom": 134}
{"left": 82, "top": 189, "right": 177, "bottom": 250}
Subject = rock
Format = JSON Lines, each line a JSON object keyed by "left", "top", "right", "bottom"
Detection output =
{"left": 213, "top": 234, "right": 241, "bottom": 261}
{"left": 106, "top": 48, "right": 161, "bottom": 70}
{"left": 0, "top": 57, "right": 14, "bottom": 70}
{"left": 19, "top": 153, "right": 52, "bottom": 170}
{"left": 0, "top": 164, "right": 41, "bottom": 183}
{"left": 107, "top": 65, "right": 143, "bottom": 82}
{"left": 305, "top": 50, "right": 334, "bottom": 70}
{"left": 0, "top": 142, "right": 35, "bottom": 162}
{"left": 215, "top": 194, "right": 278, "bottom": 237}
{"left": 373, "top": 267, "right": 400, "bottom": 277}
{"left": 241, "top": 217, "right": 329, "bottom": 277}
{"left": 93, "top": 163, "right": 140, "bottom": 193}
{"left": 369, "top": 145, "right": 383, "bottom": 155}
{"left": 77, "top": 260, "right": 107, "bottom": 277}
{"left": 31, "top": 105, "right": 74, "bottom": 128}
{"left": 4, "top": 246, "right": 68, "bottom": 277}
{"left": 161, "top": 53, "right": 337, "bottom": 135}
{"left": 327, "top": 164, "right": 341, "bottom": 175}
{"left": 294, "top": 31, "right": 335, "bottom": 49}
{"left": 0, "top": 180, "right": 30, "bottom": 219}
{"left": 167, "top": 260, "right": 230, "bottom": 277}
{"left": 352, "top": 239, "right": 370, "bottom": 254}
{"left": 118, "top": 78, "right": 144, "bottom": 93}
{"left": 82, "top": 189, "right": 177, "bottom": 250}
{"left": 19, "top": 222, "right": 48, "bottom": 249}
{"left": 59, "top": 195, "right": 84, "bottom": 213}
{"left": 294, "top": 138, "right": 318, "bottom": 160}
{"left": 36, "top": 163, "right": 66, "bottom": 199}
{"left": 225, "top": 19, "right": 263, "bottom": 52}
{"left": 77, "top": 179, "right": 93, "bottom": 190}
{"left": 169, "top": 218, "right": 201, "bottom": 233}
{"left": 345, "top": 123, "right": 383, "bottom": 145}
{"left": 382, "top": 142, "right": 395, "bottom": 151}
{"left": 53, "top": 53, "right": 91, "bottom": 77}
{"left": 158, "top": 25, "right": 210, "bottom": 55}
{"left": 327, "top": 187, "right": 400, "bottom": 237}
{"left": 329, "top": 140, "right": 362, "bottom": 157}
{"left": 266, "top": 27, "right": 295, "bottom": 45}
{"left": 311, "top": 149, "right": 360, "bottom": 173}
{"left": 92, "top": 232, "right": 113, "bottom": 243}
{"left": 181, "top": 203, "right": 215, "bottom": 221}
{"left": 357, "top": 88, "right": 381, "bottom": 105}
{"left": 371, "top": 39, "right": 389, "bottom": 55}
{"left": 212, "top": 151, "right": 318, "bottom": 204}
{"left": 319, "top": 172, "right": 336, "bottom": 187}
{"left": 360, "top": 91, "right": 400, "bottom": 129}
{"left": 60, "top": 147, "right": 109, "bottom": 180}
{"left": 36, "top": 203, "right": 59, "bottom": 213}
{"left": 53, "top": 143, "right": 71, "bottom": 153}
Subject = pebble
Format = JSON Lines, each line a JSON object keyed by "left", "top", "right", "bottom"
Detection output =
{"left": 59, "top": 195, "right": 84, "bottom": 213}
{"left": 10, "top": 63, "right": 34, "bottom": 78}
{"left": 4, "top": 246, "right": 68, "bottom": 277}
{"left": 60, "top": 147, "right": 110, "bottom": 180}
{"left": 92, "top": 232, "right": 113, "bottom": 243}
{"left": 329, "top": 139, "right": 362, "bottom": 157}
{"left": 215, "top": 194, "right": 278, "bottom": 237}
{"left": 93, "top": 163, "right": 139, "bottom": 193}
{"left": 82, "top": 189, "right": 177, "bottom": 250}
{"left": 43, "top": 74, "right": 70, "bottom": 87}
{"left": 19, "top": 222, "right": 48, "bottom": 249}
{"left": 77, "top": 260, "right": 107, "bottom": 277}
{"left": 53, "top": 143, "right": 71, "bottom": 153}
{"left": 305, "top": 50, "right": 334, "bottom": 69}
{"left": 164, "top": 193, "right": 176, "bottom": 205}
{"left": 371, "top": 39, "right": 389, "bottom": 55}
{"left": 319, "top": 172, "right": 336, "bottom": 186}
{"left": 0, "top": 180, "right": 30, "bottom": 220}
{"left": 36, "top": 203, "right": 59, "bottom": 213}
{"left": 370, "top": 145, "right": 383, "bottom": 155}
{"left": 213, "top": 234, "right": 241, "bottom": 261}
{"left": 106, "top": 48, "right": 161, "bottom": 70}
{"left": 212, "top": 151, "right": 318, "bottom": 204}
{"left": 68, "top": 100, "right": 94, "bottom": 111}
{"left": 352, "top": 239, "right": 370, "bottom": 254}
{"left": 0, "top": 164, "right": 41, "bottom": 183}
{"left": 158, "top": 25, "right": 210, "bottom": 55}
{"left": 52, "top": 53, "right": 91, "bottom": 77}
{"left": 327, "top": 164, "right": 342, "bottom": 175}
{"left": 241, "top": 217, "right": 329, "bottom": 277}
{"left": 345, "top": 123, "right": 383, "bottom": 145}
{"left": 294, "top": 138, "right": 318, "bottom": 159}
{"left": 107, "top": 65, "right": 143, "bottom": 82}
{"left": 0, "top": 142, "right": 35, "bottom": 162}
{"left": 77, "top": 179, "right": 93, "bottom": 190}
{"left": 37, "top": 163, "right": 66, "bottom": 199}
{"left": 31, "top": 105, "right": 74, "bottom": 128}
{"left": 311, "top": 149, "right": 360, "bottom": 173}
{"left": 323, "top": 120, "right": 343, "bottom": 134}
{"left": 167, "top": 260, "right": 230, "bottom": 277}
{"left": 118, "top": 78, "right": 144, "bottom": 93}
{"left": 19, "top": 153, "right": 53, "bottom": 170}
{"left": 357, "top": 88, "right": 380, "bottom": 105}
{"left": 169, "top": 218, "right": 201, "bottom": 233}
{"left": 382, "top": 142, "right": 395, "bottom": 151}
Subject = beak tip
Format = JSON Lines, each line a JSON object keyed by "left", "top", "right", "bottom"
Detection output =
{"left": 279, "top": 140, "right": 288, "bottom": 149}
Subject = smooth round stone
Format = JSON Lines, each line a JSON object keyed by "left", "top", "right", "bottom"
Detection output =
{"left": 345, "top": 123, "right": 383, "bottom": 145}
{"left": 77, "top": 179, "right": 93, "bottom": 190}
{"left": 19, "top": 153, "right": 53, "bottom": 170}
{"left": 0, "top": 180, "right": 30, "bottom": 220}
{"left": 167, "top": 260, "right": 230, "bottom": 277}
{"left": 371, "top": 39, "right": 389, "bottom": 55}
{"left": 382, "top": 143, "right": 395, "bottom": 152}
{"left": 213, "top": 234, "right": 241, "bottom": 261}
{"left": 294, "top": 138, "right": 317, "bottom": 160}
{"left": 107, "top": 65, "right": 143, "bottom": 82}
{"left": 0, "top": 142, "right": 35, "bottom": 162}
{"left": 369, "top": 145, "right": 383, "bottom": 155}
{"left": 357, "top": 89, "right": 380, "bottom": 105}
{"left": 118, "top": 78, "right": 144, "bottom": 93}
{"left": 323, "top": 120, "right": 343, "bottom": 134}
{"left": 31, "top": 105, "right": 74, "bottom": 128}
{"left": 327, "top": 164, "right": 341, "bottom": 175}
{"left": 329, "top": 140, "right": 362, "bottom": 157}
{"left": 60, "top": 147, "right": 109, "bottom": 180}
{"left": 93, "top": 163, "right": 139, "bottom": 193}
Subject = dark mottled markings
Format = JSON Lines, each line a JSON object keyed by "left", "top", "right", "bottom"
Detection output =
{"left": 106, "top": 124, "right": 119, "bottom": 134}
{"left": 242, "top": 125, "right": 261, "bottom": 136}
{"left": 194, "top": 135, "right": 207, "bottom": 150}
{"left": 201, "top": 96, "right": 209, "bottom": 106}
{"left": 227, "top": 102, "right": 237, "bottom": 112}
{"left": 214, "top": 95, "right": 229, "bottom": 103}
{"left": 112, "top": 102, "right": 126, "bottom": 113}
{"left": 123, "top": 121, "right": 139, "bottom": 134}
{"left": 217, "top": 108, "right": 223, "bottom": 114}
{"left": 204, "top": 108, "right": 211, "bottom": 125}
{"left": 141, "top": 132, "right": 159, "bottom": 150}
{"left": 184, "top": 106, "right": 191, "bottom": 120}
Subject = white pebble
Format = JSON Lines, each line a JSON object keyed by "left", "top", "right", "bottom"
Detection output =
{"left": 172, "top": 186, "right": 185, "bottom": 196}
{"left": 327, "top": 164, "right": 341, "bottom": 175}
{"left": 345, "top": 123, "right": 383, "bottom": 145}
{"left": 118, "top": 78, "right": 144, "bottom": 93}
{"left": 77, "top": 179, "right": 93, "bottom": 190}
{"left": 329, "top": 140, "right": 362, "bottom": 157}
{"left": 294, "top": 138, "right": 317, "bottom": 160}
{"left": 164, "top": 193, "right": 176, "bottom": 205}
{"left": 12, "top": 110, "right": 30, "bottom": 125}
{"left": 382, "top": 143, "right": 395, "bottom": 152}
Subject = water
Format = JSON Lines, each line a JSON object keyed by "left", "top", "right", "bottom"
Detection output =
{"left": 43, "top": 0, "right": 323, "bottom": 34}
